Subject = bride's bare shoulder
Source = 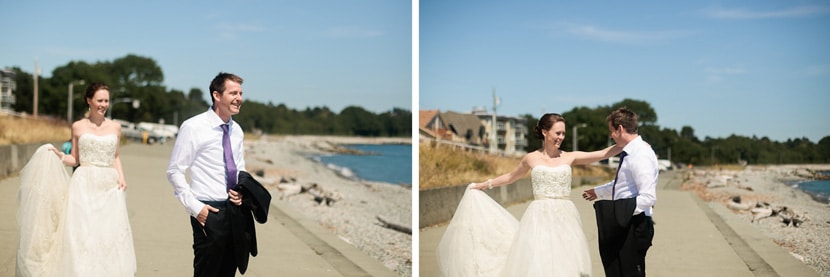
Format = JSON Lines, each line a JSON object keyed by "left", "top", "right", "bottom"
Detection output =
{"left": 522, "top": 150, "right": 542, "bottom": 166}
{"left": 70, "top": 119, "right": 88, "bottom": 133}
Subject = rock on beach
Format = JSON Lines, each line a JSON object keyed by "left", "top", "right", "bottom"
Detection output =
{"left": 682, "top": 165, "right": 830, "bottom": 276}
{"left": 244, "top": 135, "right": 412, "bottom": 276}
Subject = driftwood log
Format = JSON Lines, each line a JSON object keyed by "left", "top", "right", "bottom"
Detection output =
{"left": 307, "top": 184, "right": 341, "bottom": 206}
{"left": 277, "top": 182, "right": 341, "bottom": 206}
{"left": 376, "top": 215, "right": 411, "bottom": 235}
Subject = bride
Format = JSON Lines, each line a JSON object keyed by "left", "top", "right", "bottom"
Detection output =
{"left": 17, "top": 83, "right": 136, "bottom": 276}
{"left": 437, "top": 113, "right": 621, "bottom": 277}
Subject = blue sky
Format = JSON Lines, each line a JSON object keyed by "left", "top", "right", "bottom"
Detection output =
{"left": 420, "top": 1, "right": 830, "bottom": 142}
{"left": 1, "top": 0, "right": 411, "bottom": 114}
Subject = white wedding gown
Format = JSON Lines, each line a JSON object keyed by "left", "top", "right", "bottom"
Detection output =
{"left": 437, "top": 165, "right": 592, "bottom": 277}
{"left": 17, "top": 134, "right": 136, "bottom": 276}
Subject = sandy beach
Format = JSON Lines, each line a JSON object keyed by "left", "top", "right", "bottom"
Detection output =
{"left": 243, "top": 135, "right": 412, "bottom": 276}
{"left": 682, "top": 164, "right": 830, "bottom": 276}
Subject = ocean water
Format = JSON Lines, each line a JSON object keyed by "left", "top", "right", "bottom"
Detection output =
{"left": 794, "top": 171, "right": 830, "bottom": 203}
{"left": 316, "top": 144, "right": 412, "bottom": 185}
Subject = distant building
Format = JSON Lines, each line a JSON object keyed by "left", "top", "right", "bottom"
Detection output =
{"left": 420, "top": 109, "right": 528, "bottom": 156}
{"left": 473, "top": 110, "right": 528, "bottom": 156}
{"left": 419, "top": 109, "right": 450, "bottom": 141}
{"left": 0, "top": 68, "right": 16, "bottom": 112}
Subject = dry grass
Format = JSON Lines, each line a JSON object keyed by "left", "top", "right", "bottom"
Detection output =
{"left": 0, "top": 115, "right": 71, "bottom": 145}
{"left": 419, "top": 141, "right": 616, "bottom": 190}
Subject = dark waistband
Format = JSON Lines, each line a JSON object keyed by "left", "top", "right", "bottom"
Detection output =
{"left": 200, "top": 200, "right": 227, "bottom": 207}
{"left": 633, "top": 213, "right": 652, "bottom": 219}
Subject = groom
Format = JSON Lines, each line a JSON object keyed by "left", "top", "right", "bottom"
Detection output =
{"left": 167, "top": 72, "right": 247, "bottom": 276}
{"left": 582, "top": 107, "right": 658, "bottom": 277}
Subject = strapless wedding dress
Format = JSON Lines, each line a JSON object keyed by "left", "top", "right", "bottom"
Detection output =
{"left": 437, "top": 165, "right": 592, "bottom": 277}
{"left": 17, "top": 134, "right": 136, "bottom": 276}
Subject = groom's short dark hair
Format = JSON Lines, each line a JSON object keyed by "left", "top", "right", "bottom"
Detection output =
{"left": 607, "top": 107, "right": 638, "bottom": 134}
{"left": 209, "top": 72, "right": 244, "bottom": 106}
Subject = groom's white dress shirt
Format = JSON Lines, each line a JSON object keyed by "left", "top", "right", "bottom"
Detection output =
{"left": 167, "top": 108, "right": 246, "bottom": 217}
{"left": 593, "top": 135, "right": 658, "bottom": 216}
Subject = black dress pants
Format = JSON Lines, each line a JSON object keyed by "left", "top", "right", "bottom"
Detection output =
{"left": 599, "top": 212, "right": 654, "bottom": 277}
{"left": 190, "top": 201, "right": 238, "bottom": 277}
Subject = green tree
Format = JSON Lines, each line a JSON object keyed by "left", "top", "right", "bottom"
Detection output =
{"left": 10, "top": 67, "right": 34, "bottom": 114}
{"left": 111, "top": 54, "right": 164, "bottom": 87}
{"left": 680, "top": 126, "right": 698, "bottom": 142}
{"left": 610, "top": 98, "right": 658, "bottom": 126}
{"left": 339, "top": 106, "right": 382, "bottom": 136}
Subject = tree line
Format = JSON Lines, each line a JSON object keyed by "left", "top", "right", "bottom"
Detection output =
{"left": 6, "top": 54, "right": 411, "bottom": 137}
{"left": 522, "top": 99, "right": 830, "bottom": 166}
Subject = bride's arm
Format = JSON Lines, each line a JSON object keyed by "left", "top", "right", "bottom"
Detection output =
{"left": 468, "top": 155, "right": 531, "bottom": 190}
{"left": 55, "top": 123, "right": 80, "bottom": 167}
{"left": 113, "top": 125, "right": 127, "bottom": 190}
{"left": 569, "top": 144, "right": 622, "bottom": 165}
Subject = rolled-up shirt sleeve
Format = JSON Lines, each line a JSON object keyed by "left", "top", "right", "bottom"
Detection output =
{"left": 166, "top": 123, "right": 205, "bottom": 217}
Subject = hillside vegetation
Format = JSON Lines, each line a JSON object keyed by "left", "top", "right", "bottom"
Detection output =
{"left": 0, "top": 115, "right": 70, "bottom": 145}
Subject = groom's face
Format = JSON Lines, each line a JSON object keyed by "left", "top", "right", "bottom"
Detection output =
{"left": 608, "top": 122, "right": 622, "bottom": 144}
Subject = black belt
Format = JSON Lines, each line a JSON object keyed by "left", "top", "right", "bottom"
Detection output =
{"left": 200, "top": 200, "right": 227, "bottom": 207}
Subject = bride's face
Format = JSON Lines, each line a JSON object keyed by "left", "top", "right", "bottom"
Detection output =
{"left": 86, "top": 89, "right": 110, "bottom": 118}
{"left": 544, "top": 121, "right": 566, "bottom": 149}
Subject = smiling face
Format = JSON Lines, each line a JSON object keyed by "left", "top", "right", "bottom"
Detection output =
{"left": 544, "top": 121, "right": 566, "bottom": 150}
{"left": 212, "top": 79, "right": 243, "bottom": 122}
{"left": 608, "top": 122, "right": 625, "bottom": 145}
{"left": 86, "top": 89, "right": 110, "bottom": 119}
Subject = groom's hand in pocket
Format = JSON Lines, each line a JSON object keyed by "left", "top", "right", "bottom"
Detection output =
{"left": 197, "top": 205, "right": 220, "bottom": 226}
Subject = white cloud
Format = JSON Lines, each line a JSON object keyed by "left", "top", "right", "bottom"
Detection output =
{"left": 801, "top": 64, "right": 830, "bottom": 76}
{"left": 326, "top": 27, "right": 384, "bottom": 38}
{"left": 705, "top": 67, "right": 747, "bottom": 75}
{"left": 705, "top": 66, "right": 747, "bottom": 82}
{"left": 217, "top": 23, "right": 266, "bottom": 32}
{"left": 215, "top": 23, "right": 265, "bottom": 40}
{"left": 554, "top": 23, "right": 691, "bottom": 45}
{"left": 706, "top": 5, "right": 830, "bottom": 19}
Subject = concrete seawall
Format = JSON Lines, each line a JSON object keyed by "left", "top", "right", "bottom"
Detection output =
{"left": 419, "top": 177, "right": 603, "bottom": 228}
{"left": 0, "top": 142, "right": 63, "bottom": 179}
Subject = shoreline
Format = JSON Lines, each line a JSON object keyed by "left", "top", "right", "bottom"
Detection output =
{"left": 244, "top": 135, "right": 412, "bottom": 276}
{"left": 313, "top": 143, "right": 412, "bottom": 187}
{"left": 681, "top": 164, "right": 830, "bottom": 276}
{"left": 789, "top": 179, "right": 830, "bottom": 205}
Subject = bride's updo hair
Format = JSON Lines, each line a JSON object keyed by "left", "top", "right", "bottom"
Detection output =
{"left": 533, "top": 113, "right": 565, "bottom": 139}
{"left": 84, "top": 82, "right": 110, "bottom": 100}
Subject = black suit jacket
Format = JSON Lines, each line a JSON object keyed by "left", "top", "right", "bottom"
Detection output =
{"left": 593, "top": 197, "right": 637, "bottom": 245}
{"left": 229, "top": 171, "right": 272, "bottom": 274}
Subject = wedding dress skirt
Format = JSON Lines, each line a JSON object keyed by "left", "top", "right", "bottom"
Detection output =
{"left": 437, "top": 165, "right": 592, "bottom": 277}
{"left": 17, "top": 145, "right": 70, "bottom": 276}
{"left": 436, "top": 189, "right": 519, "bottom": 276}
{"left": 17, "top": 134, "right": 136, "bottom": 276}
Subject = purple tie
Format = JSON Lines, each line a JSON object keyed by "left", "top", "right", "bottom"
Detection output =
{"left": 221, "top": 124, "right": 238, "bottom": 191}
{"left": 611, "top": 151, "right": 627, "bottom": 200}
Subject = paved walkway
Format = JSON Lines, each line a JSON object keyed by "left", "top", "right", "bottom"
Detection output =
{"left": 419, "top": 171, "right": 819, "bottom": 277}
{"left": 0, "top": 143, "right": 395, "bottom": 277}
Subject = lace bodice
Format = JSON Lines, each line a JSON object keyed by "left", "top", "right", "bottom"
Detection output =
{"left": 77, "top": 134, "right": 117, "bottom": 167}
{"left": 531, "top": 165, "right": 572, "bottom": 199}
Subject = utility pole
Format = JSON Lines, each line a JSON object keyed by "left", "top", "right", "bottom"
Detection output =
{"left": 33, "top": 60, "right": 39, "bottom": 117}
{"left": 572, "top": 123, "right": 586, "bottom": 152}
{"left": 490, "top": 88, "right": 498, "bottom": 154}
{"left": 68, "top": 80, "right": 85, "bottom": 122}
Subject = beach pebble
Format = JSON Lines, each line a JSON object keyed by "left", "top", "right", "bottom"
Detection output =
{"left": 684, "top": 165, "right": 830, "bottom": 276}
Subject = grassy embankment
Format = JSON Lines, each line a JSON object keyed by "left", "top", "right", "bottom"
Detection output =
{"left": 0, "top": 115, "right": 71, "bottom": 145}
{"left": 419, "top": 141, "right": 616, "bottom": 190}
